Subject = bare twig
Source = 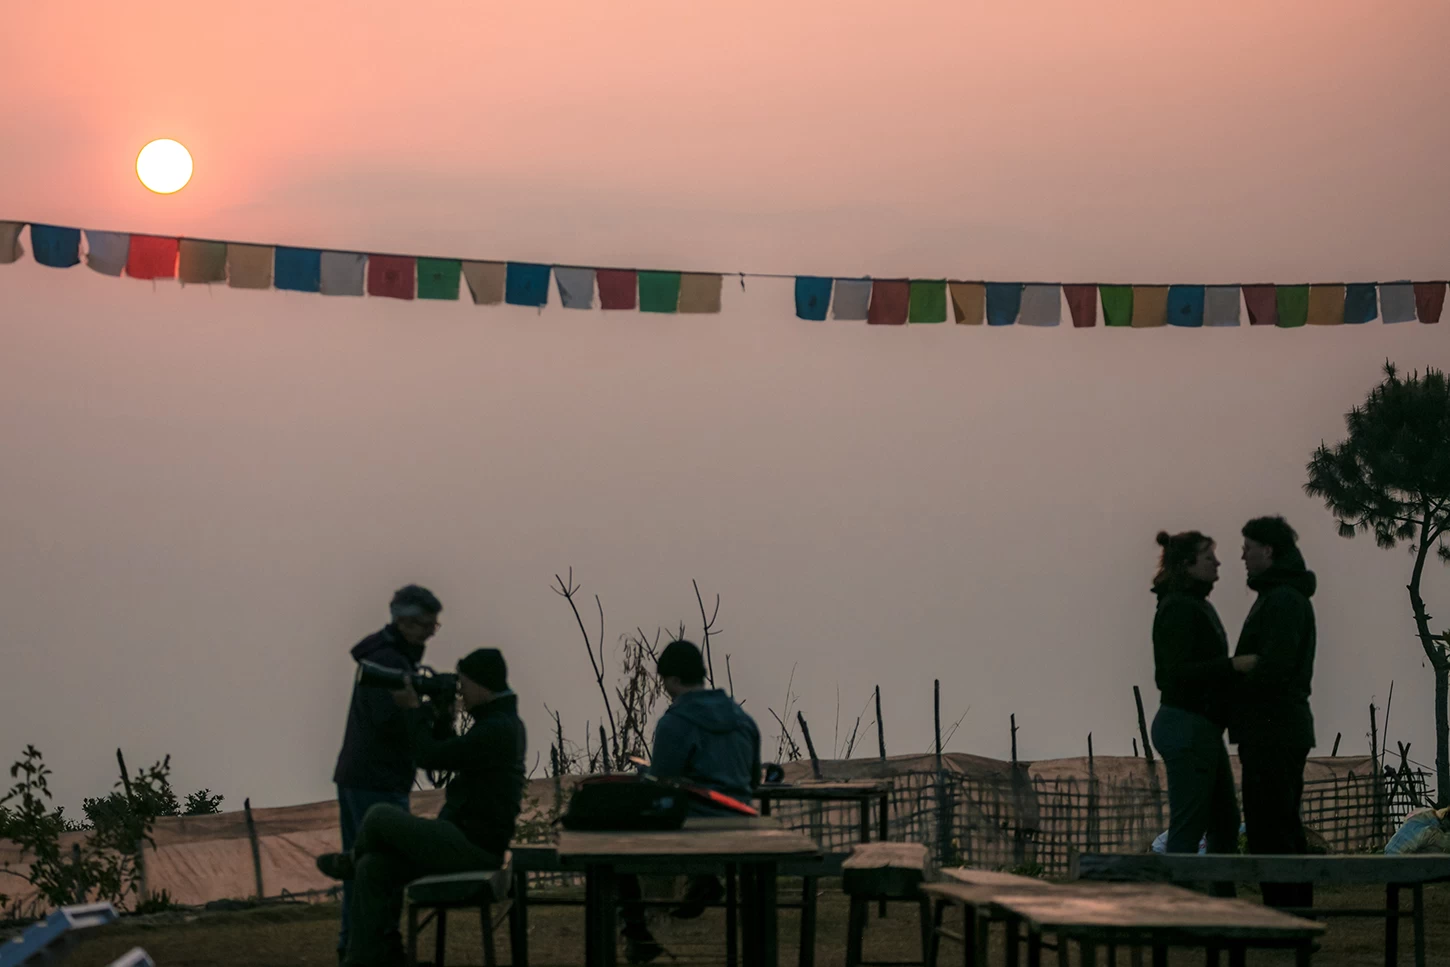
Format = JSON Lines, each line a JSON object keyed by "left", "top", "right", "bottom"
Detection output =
{"left": 768, "top": 708, "right": 803, "bottom": 761}
{"left": 726, "top": 654, "right": 734, "bottom": 698}
{"left": 693, "top": 579, "right": 721, "bottom": 688}
{"left": 553, "top": 570, "right": 620, "bottom": 762}
{"left": 942, "top": 706, "right": 972, "bottom": 747}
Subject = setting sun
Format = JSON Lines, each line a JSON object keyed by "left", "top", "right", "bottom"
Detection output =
{"left": 136, "top": 138, "right": 193, "bottom": 194}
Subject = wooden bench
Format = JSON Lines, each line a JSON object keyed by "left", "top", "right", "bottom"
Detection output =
{"left": 925, "top": 868, "right": 1056, "bottom": 966}
{"left": 842, "top": 842, "right": 933, "bottom": 967}
{"left": 1073, "top": 852, "right": 1450, "bottom": 967}
{"left": 405, "top": 853, "right": 520, "bottom": 967}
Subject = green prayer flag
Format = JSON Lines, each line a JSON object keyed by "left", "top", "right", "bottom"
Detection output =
{"left": 639, "top": 271, "right": 682, "bottom": 313}
{"left": 908, "top": 281, "right": 948, "bottom": 323}
{"left": 1100, "top": 286, "right": 1133, "bottom": 327}
{"left": 1276, "top": 285, "right": 1309, "bottom": 328}
{"left": 417, "top": 258, "right": 461, "bottom": 300}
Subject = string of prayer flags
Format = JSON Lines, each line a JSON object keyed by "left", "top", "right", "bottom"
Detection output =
{"left": 320, "top": 252, "right": 366, "bottom": 296}
{"left": 84, "top": 231, "right": 130, "bottom": 277}
{"left": 908, "top": 280, "right": 947, "bottom": 323}
{"left": 1019, "top": 284, "right": 1061, "bottom": 326}
{"left": 831, "top": 279, "right": 872, "bottom": 320}
{"left": 1131, "top": 286, "right": 1168, "bottom": 328}
{"left": 1344, "top": 283, "right": 1378, "bottom": 324}
{"left": 678, "top": 273, "right": 723, "bottom": 313}
{"left": 227, "top": 244, "right": 274, "bottom": 289}
{"left": 1380, "top": 283, "right": 1416, "bottom": 323}
{"left": 597, "top": 269, "right": 637, "bottom": 310}
{"left": 179, "top": 240, "right": 227, "bottom": 284}
{"left": 505, "top": 262, "right": 551, "bottom": 307}
{"left": 125, "top": 236, "right": 178, "bottom": 280}
{"left": 867, "top": 280, "right": 909, "bottom": 325}
{"left": 554, "top": 267, "right": 596, "bottom": 309}
{"left": 368, "top": 255, "right": 415, "bottom": 300}
{"left": 31, "top": 225, "right": 80, "bottom": 268}
{"left": 795, "top": 276, "right": 832, "bottom": 320}
{"left": 1243, "top": 285, "right": 1277, "bottom": 326}
{"left": 985, "top": 283, "right": 1022, "bottom": 326}
{"left": 0, "top": 222, "right": 23, "bottom": 264}
{"left": 1415, "top": 282, "right": 1445, "bottom": 324}
{"left": 638, "top": 271, "right": 681, "bottom": 313}
{"left": 462, "top": 261, "right": 506, "bottom": 305}
{"left": 1101, "top": 286, "right": 1132, "bottom": 327}
{"left": 949, "top": 283, "right": 985, "bottom": 325}
{"left": 417, "top": 258, "right": 461, "bottom": 300}
{"left": 274, "top": 247, "right": 322, "bottom": 292}
{"left": 1166, "top": 286, "right": 1204, "bottom": 327}
{"left": 1204, "top": 286, "right": 1241, "bottom": 326}
{"left": 1306, "top": 285, "right": 1346, "bottom": 326}
{"left": 1064, "top": 285, "right": 1096, "bottom": 328}
{"left": 1276, "top": 285, "right": 1310, "bottom": 328}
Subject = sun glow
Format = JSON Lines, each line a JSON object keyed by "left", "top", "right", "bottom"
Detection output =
{"left": 136, "top": 139, "right": 193, "bottom": 194}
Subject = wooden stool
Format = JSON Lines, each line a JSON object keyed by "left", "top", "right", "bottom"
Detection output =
{"left": 842, "top": 843, "right": 932, "bottom": 967}
{"left": 405, "top": 853, "right": 522, "bottom": 967}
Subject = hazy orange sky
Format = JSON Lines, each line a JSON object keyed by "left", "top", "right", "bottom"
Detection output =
{"left": 3, "top": 1, "right": 1449, "bottom": 814}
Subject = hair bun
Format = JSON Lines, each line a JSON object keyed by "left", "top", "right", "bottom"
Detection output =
{"left": 1156, "top": 531, "right": 1172, "bottom": 547}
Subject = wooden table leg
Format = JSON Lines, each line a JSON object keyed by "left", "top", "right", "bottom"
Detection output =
{"left": 925, "top": 898, "right": 946, "bottom": 967}
{"left": 1056, "top": 930, "right": 1069, "bottom": 967}
{"left": 1204, "top": 945, "right": 1220, "bottom": 967}
{"left": 1386, "top": 883, "right": 1400, "bottom": 967}
{"left": 1129, "top": 943, "right": 1143, "bottom": 967}
{"left": 740, "top": 863, "right": 759, "bottom": 966}
{"left": 974, "top": 911, "right": 989, "bottom": 967}
{"left": 1150, "top": 944, "right": 1166, "bottom": 967}
{"left": 1006, "top": 916, "right": 1021, "bottom": 967}
{"left": 726, "top": 866, "right": 738, "bottom": 967}
{"left": 595, "top": 867, "right": 618, "bottom": 967}
{"left": 757, "top": 863, "right": 781, "bottom": 967}
{"left": 800, "top": 876, "right": 818, "bottom": 967}
{"left": 1227, "top": 944, "right": 1245, "bottom": 967}
{"left": 1413, "top": 883, "right": 1426, "bottom": 967}
{"left": 1106, "top": 943, "right": 1116, "bottom": 966}
{"left": 1027, "top": 930, "right": 1043, "bottom": 967}
{"left": 1080, "top": 941, "right": 1098, "bottom": 967}
{"left": 1295, "top": 940, "right": 1313, "bottom": 967}
{"left": 510, "top": 871, "right": 529, "bottom": 967}
{"left": 957, "top": 902, "right": 974, "bottom": 967}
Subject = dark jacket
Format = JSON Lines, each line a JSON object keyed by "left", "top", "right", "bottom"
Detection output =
{"left": 333, "top": 627, "right": 425, "bottom": 795}
{"left": 1230, "top": 552, "right": 1318, "bottom": 749}
{"left": 407, "top": 692, "right": 527, "bottom": 857}
{"left": 649, "top": 689, "right": 761, "bottom": 816}
{"left": 1153, "top": 579, "right": 1235, "bottom": 727}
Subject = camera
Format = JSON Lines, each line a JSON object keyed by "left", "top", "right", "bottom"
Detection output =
{"left": 357, "top": 660, "right": 458, "bottom": 702}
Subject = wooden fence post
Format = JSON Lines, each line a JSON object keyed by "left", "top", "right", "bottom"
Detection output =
{"left": 796, "top": 711, "right": 823, "bottom": 779}
{"left": 934, "top": 680, "right": 952, "bottom": 867}
{"left": 1370, "top": 703, "right": 1385, "bottom": 840}
{"left": 875, "top": 685, "right": 886, "bottom": 762}
{"left": 1332, "top": 732, "right": 1342, "bottom": 757}
{"left": 243, "top": 797, "right": 265, "bottom": 901}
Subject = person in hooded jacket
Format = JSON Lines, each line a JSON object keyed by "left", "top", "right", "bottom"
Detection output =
{"left": 618, "top": 639, "right": 761, "bottom": 964}
{"left": 330, "top": 585, "right": 442, "bottom": 961}
{"left": 1149, "top": 530, "right": 1257, "bottom": 870}
{"left": 1232, "top": 516, "right": 1318, "bottom": 909}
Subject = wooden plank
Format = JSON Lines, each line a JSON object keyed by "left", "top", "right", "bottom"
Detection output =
{"left": 557, "top": 823, "right": 819, "bottom": 864}
{"left": 995, "top": 884, "right": 1324, "bottom": 941}
{"left": 843, "top": 842, "right": 929, "bottom": 871}
{"left": 1074, "top": 852, "right": 1450, "bottom": 886}
{"left": 756, "top": 781, "right": 893, "bottom": 802}
{"left": 943, "top": 867, "right": 1055, "bottom": 889}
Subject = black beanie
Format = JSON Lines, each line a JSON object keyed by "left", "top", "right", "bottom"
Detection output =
{"left": 656, "top": 640, "right": 707, "bottom": 685}
{"left": 458, "top": 648, "right": 508, "bottom": 692}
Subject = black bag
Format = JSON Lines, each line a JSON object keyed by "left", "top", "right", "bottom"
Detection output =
{"left": 559, "top": 776, "right": 689, "bottom": 831}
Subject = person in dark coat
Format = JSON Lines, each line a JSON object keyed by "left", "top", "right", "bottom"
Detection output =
{"left": 330, "top": 585, "right": 442, "bottom": 961}
{"left": 1150, "top": 530, "right": 1257, "bottom": 869}
{"left": 619, "top": 640, "right": 762, "bottom": 964}
{"left": 317, "top": 648, "right": 527, "bottom": 967}
{"left": 1232, "top": 516, "right": 1318, "bottom": 909}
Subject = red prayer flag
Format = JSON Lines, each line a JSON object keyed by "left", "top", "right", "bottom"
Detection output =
{"left": 367, "top": 256, "right": 415, "bottom": 300}
{"left": 126, "top": 236, "right": 178, "bottom": 280}
{"left": 1415, "top": 282, "right": 1446, "bottom": 324}
{"left": 1242, "top": 285, "right": 1278, "bottom": 327}
{"left": 1064, "top": 285, "right": 1097, "bottom": 328}
{"left": 596, "top": 269, "right": 638, "bottom": 310}
{"left": 866, "top": 280, "right": 909, "bottom": 325}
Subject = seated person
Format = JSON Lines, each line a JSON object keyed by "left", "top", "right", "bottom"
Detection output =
{"left": 316, "top": 648, "right": 526, "bottom": 967}
{"left": 620, "top": 639, "right": 761, "bottom": 963}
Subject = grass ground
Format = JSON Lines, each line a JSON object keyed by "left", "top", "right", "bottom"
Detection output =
{"left": 58, "top": 880, "right": 1449, "bottom": 967}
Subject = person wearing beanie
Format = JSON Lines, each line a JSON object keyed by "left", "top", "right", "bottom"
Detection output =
{"left": 1233, "top": 516, "right": 1318, "bottom": 909}
{"left": 1148, "top": 531, "right": 1256, "bottom": 891}
{"left": 618, "top": 640, "right": 762, "bottom": 963}
{"left": 329, "top": 584, "right": 442, "bottom": 962}
{"left": 317, "top": 647, "right": 526, "bottom": 967}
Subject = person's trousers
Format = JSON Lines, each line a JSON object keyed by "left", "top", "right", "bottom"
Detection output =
{"left": 1151, "top": 706, "right": 1240, "bottom": 896}
{"left": 1238, "top": 741, "right": 1313, "bottom": 909}
{"left": 346, "top": 804, "right": 501, "bottom": 967}
{"left": 337, "top": 785, "right": 410, "bottom": 956}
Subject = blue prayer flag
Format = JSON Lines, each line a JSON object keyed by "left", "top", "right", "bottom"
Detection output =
{"left": 31, "top": 225, "right": 81, "bottom": 268}
{"left": 506, "top": 262, "right": 551, "bottom": 307}
{"left": 1166, "top": 286, "right": 1205, "bottom": 327}
{"left": 985, "top": 283, "right": 1023, "bottom": 326}
{"left": 1344, "top": 284, "right": 1378, "bottom": 324}
{"left": 274, "top": 247, "right": 322, "bottom": 292}
{"left": 795, "top": 277, "right": 832, "bottom": 320}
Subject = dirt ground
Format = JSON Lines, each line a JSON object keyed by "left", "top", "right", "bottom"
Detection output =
{"left": 55, "top": 880, "right": 1448, "bottom": 967}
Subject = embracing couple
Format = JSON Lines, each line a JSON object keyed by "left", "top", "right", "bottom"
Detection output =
{"left": 1150, "top": 516, "right": 1317, "bottom": 908}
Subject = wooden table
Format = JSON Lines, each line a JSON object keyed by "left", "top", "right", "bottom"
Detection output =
{"left": 756, "top": 780, "right": 894, "bottom": 846}
{"left": 924, "top": 880, "right": 1324, "bottom": 967}
{"left": 556, "top": 817, "right": 821, "bottom": 967}
{"left": 1074, "top": 852, "right": 1450, "bottom": 967}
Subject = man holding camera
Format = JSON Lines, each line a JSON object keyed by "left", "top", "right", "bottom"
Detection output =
{"left": 319, "top": 647, "right": 527, "bottom": 967}
{"left": 331, "top": 585, "right": 443, "bottom": 962}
